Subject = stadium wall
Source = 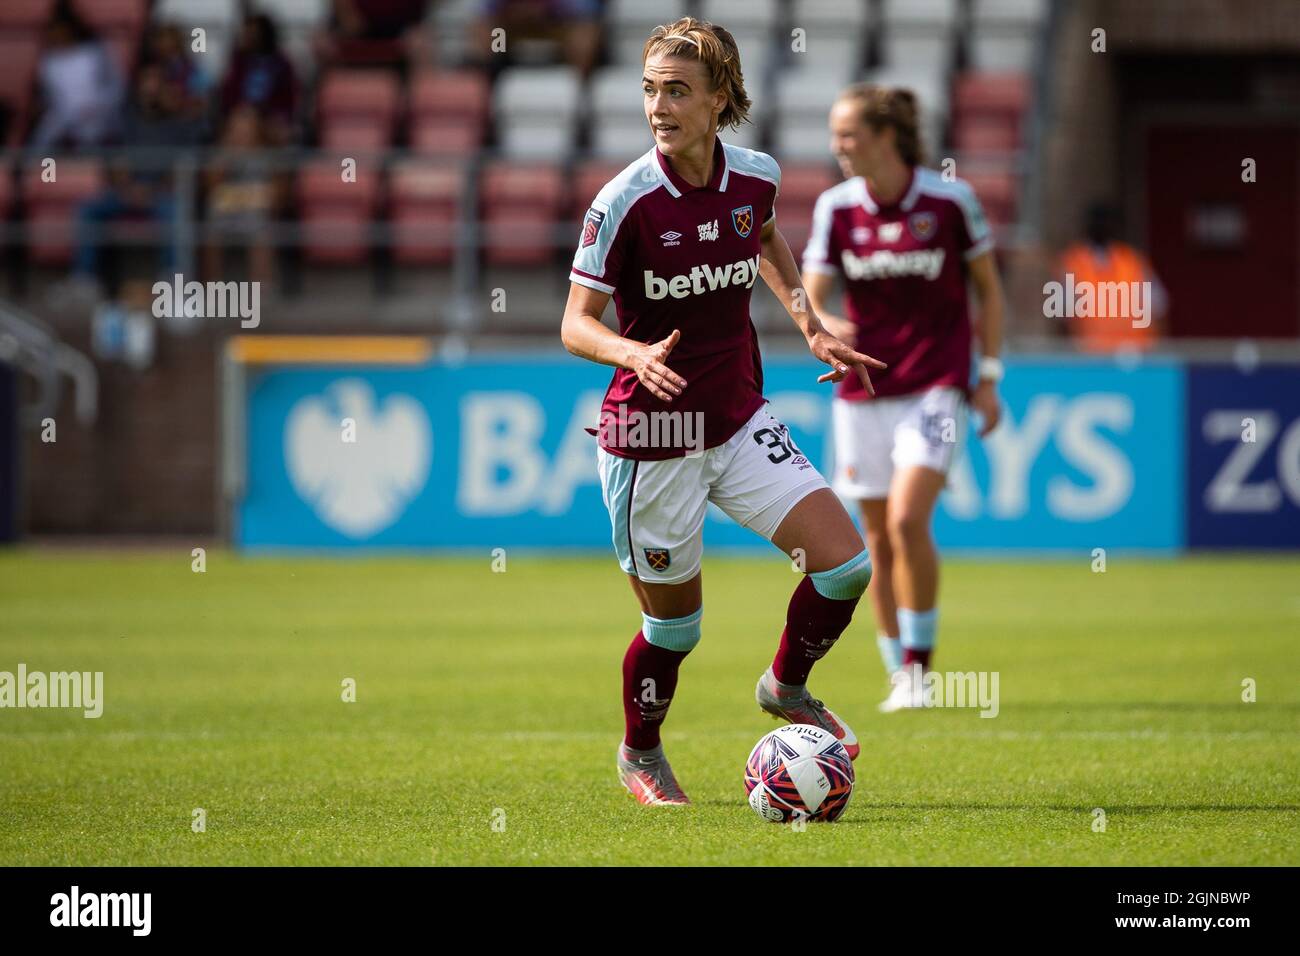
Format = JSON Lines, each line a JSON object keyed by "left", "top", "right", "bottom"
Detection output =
{"left": 221, "top": 343, "right": 1300, "bottom": 553}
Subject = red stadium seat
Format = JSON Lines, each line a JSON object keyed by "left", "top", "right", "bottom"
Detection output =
{"left": 408, "top": 69, "right": 488, "bottom": 156}
{"left": 0, "top": 0, "right": 55, "bottom": 31}
{"left": 952, "top": 72, "right": 1030, "bottom": 149}
{"left": 71, "top": 0, "right": 147, "bottom": 32}
{"left": 961, "top": 170, "right": 1018, "bottom": 226}
{"left": 776, "top": 162, "right": 840, "bottom": 259}
{"left": 571, "top": 161, "right": 626, "bottom": 216}
{"left": 951, "top": 119, "right": 1021, "bottom": 153}
{"left": 297, "top": 159, "right": 382, "bottom": 264}
{"left": 480, "top": 162, "right": 564, "bottom": 266}
{"left": 389, "top": 160, "right": 463, "bottom": 265}
{"left": 317, "top": 70, "right": 403, "bottom": 150}
{"left": 953, "top": 72, "right": 1031, "bottom": 117}
{"left": 0, "top": 36, "right": 40, "bottom": 145}
{"left": 21, "top": 159, "right": 105, "bottom": 265}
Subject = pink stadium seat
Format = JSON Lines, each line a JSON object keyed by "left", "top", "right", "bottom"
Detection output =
{"left": 298, "top": 159, "right": 382, "bottom": 264}
{"left": 71, "top": 0, "right": 147, "bottom": 32}
{"left": 317, "top": 70, "right": 403, "bottom": 149}
{"left": 0, "top": 36, "right": 40, "bottom": 144}
{"left": 776, "top": 162, "right": 840, "bottom": 258}
{"left": 480, "top": 162, "right": 564, "bottom": 266}
{"left": 408, "top": 69, "right": 488, "bottom": 156}
{"left": 953, "top": 72, "right": 1031, "bottom": 117}
{"left": 0, "top": 0, "right": 54, "bottom": 31}
{"left": 961, "top": 170, "right": 1017, "bottom": 226}
{"left": 571, "top": 161, "right": 626, "bottom": 215}
{"left": 21, "top": 159, "right": 104, "bottom": 265}
{"left": 389, "top": 161, "right": 462, "bottom": 265}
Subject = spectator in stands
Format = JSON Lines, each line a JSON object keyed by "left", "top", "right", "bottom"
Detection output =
{"left": 1056, "top": 202, "right": 1168, "bottom": 353}
{"left": 203, "top": 106, "right": 281, "bottom": 288}
{"left": 29, "top": 0, "right": 125, "bottom": 150}
{"left": 221, "top": 13, "right": 300, "bottom": 145}
{"left": 140, "top": 24, "right": 210, "bottom": 124}
{"left": 471, "top": 0, "right": 601, "bottom": 78}
{"left": 61, "top": 62, "right": 206, "bottom": 300}
{"left": 313, "top": 0, "right": 433, "bottom": 73}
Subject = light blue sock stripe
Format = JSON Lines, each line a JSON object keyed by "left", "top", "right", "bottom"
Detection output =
{"left": 877, "top": 634, "right": 903, "bottom": 673}
{"left": 809, "top": 549, "right": 872, "bottom": 600}
{"left": 898, "top": 608, "right": 938, "bottom": 650}
{"left": 642, "top": 607, "right": 703, "bottom": 652}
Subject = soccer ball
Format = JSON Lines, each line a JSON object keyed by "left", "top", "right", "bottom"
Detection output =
{"left": 744, "top": 724, "right": 855, "bottom": 823}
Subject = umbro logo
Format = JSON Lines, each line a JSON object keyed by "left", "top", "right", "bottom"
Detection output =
{"left": 660, "top": 231, "right": 682, "bottom": 247}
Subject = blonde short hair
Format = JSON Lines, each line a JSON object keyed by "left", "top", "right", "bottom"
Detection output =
{"left": 643, "top": 17, "right": 752, "bottom": 130}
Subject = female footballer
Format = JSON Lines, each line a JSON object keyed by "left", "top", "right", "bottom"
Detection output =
{"left": 802, "top": 86, "right": 1006, "bottom": 711}
{"left": 561, "top": 17, "right": 885, "bottom": 806}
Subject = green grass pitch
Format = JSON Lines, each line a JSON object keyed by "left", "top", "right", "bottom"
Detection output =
{"left": 1, "top": 549, "right": 1297, "bottom": 866}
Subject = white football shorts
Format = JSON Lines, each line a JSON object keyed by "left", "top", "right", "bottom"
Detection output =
{"left": 597, "top": 405, "right": 829, "bottom": 585}
{"left": 831, "top": 386, "right": 968, "bottom": 500}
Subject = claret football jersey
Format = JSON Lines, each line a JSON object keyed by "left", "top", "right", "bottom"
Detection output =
{"left": 570, "top": 136, "right": 779, "bottom": 460}
{"left": 802, "top": 167, "right": 993, "bottom": 401}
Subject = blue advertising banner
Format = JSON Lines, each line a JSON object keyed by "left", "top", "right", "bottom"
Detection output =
{"left": 237, "top": 353, "right": 1186, "bottom": 553}
{"left": 1186, "top": 365, "right": 1300, "bottom": 549}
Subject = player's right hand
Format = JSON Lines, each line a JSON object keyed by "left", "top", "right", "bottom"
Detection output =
{"left": 628, "top": 329, "right": 687, "bottom": 402}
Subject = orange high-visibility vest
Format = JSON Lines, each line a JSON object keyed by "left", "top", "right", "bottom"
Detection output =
{"left": 1058, "top": 242, "right": 1159, "bottom": 353}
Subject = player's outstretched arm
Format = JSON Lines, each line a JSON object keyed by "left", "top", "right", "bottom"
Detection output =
{"left": 757, "top": 221, "right": 885, "bottom": 394}
{"left": 560, "top": 281, "right": 686, "bottom": 403}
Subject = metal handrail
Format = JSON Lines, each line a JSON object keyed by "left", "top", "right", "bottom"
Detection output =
{"left": 0, "top": 299, "right": 98, "bottom": 426}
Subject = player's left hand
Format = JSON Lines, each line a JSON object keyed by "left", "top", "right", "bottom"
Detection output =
{"left": 807, "top": 330, "right": 886, "bottom": 395}
{"left": 972, "top": 380, "right": 1002, "bottom": 437}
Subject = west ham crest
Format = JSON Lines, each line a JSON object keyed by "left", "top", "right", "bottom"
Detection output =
{"left": 908, "top": 210, "right": 937, "bottom": 242}
{"left": 644, "top": 548, "right": 671, "bottom": 572}
{"left": 731, "top": 204, "right": 754, "bottom": 238}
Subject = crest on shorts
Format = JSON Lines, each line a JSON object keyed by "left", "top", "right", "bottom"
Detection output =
{"left": 731, "top": 204, "right": 754, "bottom": 238}
{"left": 580, "top": 207, "right": 606, "bottom": 247}
{"left": 644, "top": 548, "right": 671, "bottom": 572}
{"left": 908, "top": 210, "right": 937, "bottom": 242}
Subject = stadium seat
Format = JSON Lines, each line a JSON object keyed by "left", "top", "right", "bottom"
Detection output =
{"left": 297, "top": 159, "right": 381, "bottom": 264}
{"left": 774, "top": 161, "right": 839, "bottom": 256}
{"left": 21, "top": 159, "right": 105, "bottom": 265}
{"left": 493, "top": 67, "right": 581, "bottom": 160}
{"left": 787, "top": 0, "right": 871, "bottom": 79}
{"left": 971, "top": 0, "right": 1049, "bottom": 72}
{"left": 699, "top": 0, "right": 778, "bottom": 87}
{"left": 952, "top": 72, "right": 1030, "bottom": 153}
{"left": 479, "top": 162, "right": 565, "bottom": 266}
{"left": 73, "top": 0, "right": 147, "bottom": 32}
{"left": 317, "top": 70, "right": 403, "bottom": 150}
{"left": 408, "top": 69, "right": 488, "bottom": 157}
{"left": 606, "top": 0, "right": 688, "bottom": 66}
{"left": 388, "top": 160, "right": 463, "bottom": 265}
{"left": 961, "top": 169, "right": 1017, "bottom": 226}
{"left": 0, "top": 0, "right": 54, "bottom": 31}
{"left": 572, "top": 160, "right": 628, "bottom": 215}
{"left": 879, "top": 0, "right": 959, "bottom": 71}
{"left": 589, "top": 67, "right": 649, "bottom": 160}
{"left": 0, "top": 36, "right": 40, "bottom": 146}
{"left": 772, "top": 70, "right": 854, "bottom": 162}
